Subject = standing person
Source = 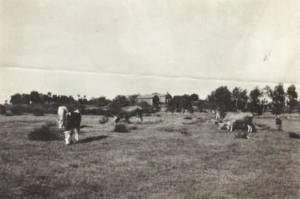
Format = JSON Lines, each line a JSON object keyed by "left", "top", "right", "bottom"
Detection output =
{"left": 275, "top": 115, "right": 282, "bottom": 131}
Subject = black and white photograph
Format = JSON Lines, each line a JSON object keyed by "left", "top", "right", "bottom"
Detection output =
{"left": 1, "top": 0, "right": 300, "bottom": 198}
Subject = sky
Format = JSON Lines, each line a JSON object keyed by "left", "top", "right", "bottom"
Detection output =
{"left": 1, "top": 0, "right": 300, "bottom": 102}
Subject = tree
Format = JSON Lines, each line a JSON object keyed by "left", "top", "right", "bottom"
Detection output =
{"left": 271, "top": 83, "right": 285, "bottom": 115}
{"left": 10, "top": 93, "right": 22, "bottom": 104}
{"left": 128, "top": 94, "right": 139, "bottom": 106}
{"left": 190, "top": 93, "right": 199, "bottom": 101}
{"left": 182, "top": 94, "right": 194, "bottom": 113}
{"left": 207, "top": 86, "right": 233, "bottom": 112}
{"left": 152, "top": 95, "right": 160, "bottom": 109}
{"left": 21, "top": 94, "right": 31, "bottom": 104}
{"left": 167, "top": 96, "right": 183, "bottom": 113}
{"left": 109, "top": 95, "right": 130, "bottom": 115}
{"left": 98, "top": 97, "right": 111, "bottom": 107}
{"left": 249, "top": 87, "right": 262, "bottom": 115}
{"left": 287, "top": 84, "right": 298, "bottom": 114}
{"left": 30, "top": 91, "right": 40, "bottom": 104}
{"left": 232, "top": 87, "right": 248, "bottom": 111}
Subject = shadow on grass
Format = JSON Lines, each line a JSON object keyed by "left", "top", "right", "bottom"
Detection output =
{"left": 77, "top": 135, "right": 109, "bottom": 144}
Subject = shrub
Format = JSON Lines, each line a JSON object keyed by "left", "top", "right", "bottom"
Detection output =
{"left": 289, "top": 132, "right": 300, "bottom": 139}
{"left": 33, "top": 107, "right": 45, "bottom": 116}
{"left": 5, "top": 112, "right": 13, "bottom": 117}
{"left": 179, "top": 127, "right": 190, "bottom": 136}
{"left": 128, "top": 125, "right": 138, "bottom": 131}
{"left": 0, "top": 105, "right": 6, "bottom": 114}
{"left": 99, "top": 116, "right": 109, "bottom": 124}
{"left": 11, "top": 105, "right": 24, "bottom": 115}
{"left": 28, "top": 124, "right": 62, "bottom": 141}
{"left": 114, "top": 124, "right": 129, "bottom": 133}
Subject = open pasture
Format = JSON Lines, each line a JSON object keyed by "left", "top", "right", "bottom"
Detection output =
{"left": 0, "top": 113, "right": 300, "bottom": 199}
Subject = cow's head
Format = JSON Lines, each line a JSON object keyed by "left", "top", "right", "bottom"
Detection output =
{"left": 218, "top": 121, "right": 233, "bottom": 131}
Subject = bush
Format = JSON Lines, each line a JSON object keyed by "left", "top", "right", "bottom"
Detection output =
{"left": 128, "top": 125, "right": 138, "bottom": 131}
{"left": 179, "top": 127, "right": 190, "bottom": 135}
{"left": 33, "top": 107, "right": 45, "bottom": 116}
{"left": 28, "top": 124, "right": 62, "bottom": 141}
{"left": 11, "top": 105, "right": 24, "bottom": 115}
{"left": 5, "top": 112, "right": 13, "bottom": 117}
{"left": 289, "top": 132, "right": 300, "bottom": 139}
{"left": 0, "top": 105, "right": 6, "bottom": 114}
{"left": 114, "top": 124, "right": 129, "bottom": 133}
{"left": 99, "top": 116, "right": 109, "bottom": 124}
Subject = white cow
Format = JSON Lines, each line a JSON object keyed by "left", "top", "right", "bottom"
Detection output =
{"left": 57, "top": 106, "right": 68, "bottom": 129}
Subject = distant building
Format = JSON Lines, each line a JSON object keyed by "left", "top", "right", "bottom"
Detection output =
{"left": 136, "top": 93, "right": 171, "bottom": 106}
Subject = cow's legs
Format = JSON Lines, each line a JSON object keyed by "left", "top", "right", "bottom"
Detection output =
{"left": 58, "top": 119, "right": 64, "bottom": 129}
{"left": 229, "top": 122, "right": 234, "bottom": 132}
{"left": 73, "top": 128, "right": 79, "bottom": 142}
{"left": 247, "top": 125, "right": 252, "bottom": 133}
{"left": 64, "top": 130, "right": 72, "bottom": 145}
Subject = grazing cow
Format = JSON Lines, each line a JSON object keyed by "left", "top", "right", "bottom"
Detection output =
{"left": 57, "top": 106, "right": 68, "bottom": 129}
{"left": 218, "top": 112, "right": 254, "bottom": 133}
{"left": 63, "top": 110, "right": 81, "bottom": 145}
{"left": 114, "top": 106, "right": 143, "bottom": 124}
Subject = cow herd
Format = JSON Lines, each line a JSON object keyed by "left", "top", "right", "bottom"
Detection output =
{"left": 57, "top": 106, "right": 258, "bottom": 145}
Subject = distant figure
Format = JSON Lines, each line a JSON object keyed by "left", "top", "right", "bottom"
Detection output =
{"left": 275, "top": 116, "right": 282, "bottom": 131}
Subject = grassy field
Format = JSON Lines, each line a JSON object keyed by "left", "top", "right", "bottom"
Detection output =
{"left": 0, "top": 112, "right": 300, "bottom": 199}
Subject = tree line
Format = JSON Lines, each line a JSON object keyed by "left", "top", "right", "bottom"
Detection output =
{"left": 206, "top": 83, "right": 298, "bottom": 115}
{"left": 3, "top": 83, "right": 299, "bottom": 116}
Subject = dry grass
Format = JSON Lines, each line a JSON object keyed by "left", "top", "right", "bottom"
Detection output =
{"left": 0, "top": 114, "right": 300, "bottom": 199}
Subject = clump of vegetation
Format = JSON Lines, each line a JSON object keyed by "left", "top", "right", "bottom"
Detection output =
{"left": 11, "top": 105, "right": 24, "bottom": 115}
{"left": 289, "top": 132, "right": 300, "bottom": 139}
{"left": 179, "top": 127, "right": 191, "bottom": 136}
{"left": 0, "top": 105, "right": 6, "bottom": 114}
{"left": 28, "top": 124, "right": 62, "bottom": 141}
{"left": 33, "top": 107, "right": 45, "bottom": 116}
{"left": 114, "top": 124, "right": 129, "bottom": 133}
{"left": 5, "top": 112, "right": 13, "bottom": 117}
{"left": 161, "top": 125, "right": 176, "bottom": 132}
{"left": 128, "top": 125, "right": 138, "bottom": 131}
{"left": 99, "top": 116, "right": 109, "bottom": 124}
